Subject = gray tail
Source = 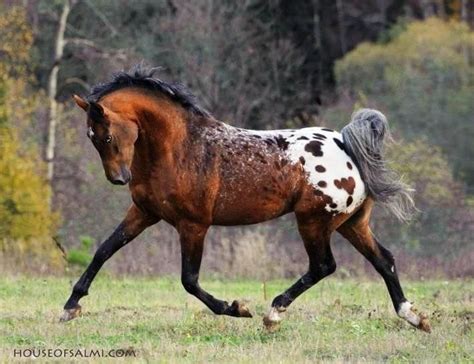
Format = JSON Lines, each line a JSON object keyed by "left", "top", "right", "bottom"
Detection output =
{"left": 341, "top": 108, "right": 415, "bottom": 222}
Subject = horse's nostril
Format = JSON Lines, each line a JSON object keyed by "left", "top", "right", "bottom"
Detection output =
{"left": 109, "top": 168, "right": 131, "bottom": 185}
{"left": 111, "top": 176, "right": 127, "bottom": 185}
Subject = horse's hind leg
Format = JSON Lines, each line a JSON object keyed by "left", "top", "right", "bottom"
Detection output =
{"left": 263, "top": 214, "right": 336, "bottom": 331}
{"left": 337, "top": 200, "right": 431, "bottom": 332}
{"left": 178, "top": 221, "right": 252, "bottom": 318}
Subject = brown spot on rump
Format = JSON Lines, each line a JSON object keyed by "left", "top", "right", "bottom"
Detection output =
{"left": 313, "top": 189, "right": 323, "bottom": 196}
{"left": 275, "top": 135, "right": 289, "bottom": 150}
{"left": 264, "top": 139, "right": 275, "bottom": 147}
{"left": 315, "top": 165, "right": 326, "bottom": 172}
{"left": 347, "top": 161, "right": 353, "bottom": 170}
{"left": 329, "top": 203, "right": 337, "bottom": 208}
{"left": 317, "top": 181, "right": 327, "bottom": 188}
{"left": 299, "top": 156, "right": 306, "bottom": 165}
{"left": 346, "top": 196, "right": 353, "bottom": 207}
{"left": 304, "top": 140, "right": 324, "bottom": 157}
{"left": 313, "top": 188, "right": 332, "bottom": 202}
{"left": 323, "top": 196, "right": 333, "bottom": 204}
{"left": 334, "top": 176, "right": 356, "bottom": 195}
{"left": 313, "top": 133, "right": 327, "bottom": 140}
{"left": 333, "top": 138, "right": 345, "bottom": 151}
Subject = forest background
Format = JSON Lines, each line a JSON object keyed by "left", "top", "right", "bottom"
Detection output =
{"left": 1, "top": 0, "right": 473, "bottom": 279}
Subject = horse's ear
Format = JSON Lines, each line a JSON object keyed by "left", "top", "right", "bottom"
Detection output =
{"left": 73, "top": 94, "right": 89, "bottom": 111}
{"left": 88, "top": 102, "right": 109, "bottom": 124}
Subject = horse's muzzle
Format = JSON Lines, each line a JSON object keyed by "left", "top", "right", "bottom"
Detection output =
{"left": 109, "top": 166, "right": 131, "bottom": 185}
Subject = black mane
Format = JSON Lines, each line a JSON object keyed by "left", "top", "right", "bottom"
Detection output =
{"left": 86, "top": 65, "right": 210, "bottom": 117}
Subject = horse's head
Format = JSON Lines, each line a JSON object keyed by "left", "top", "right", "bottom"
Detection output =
{"left": 73, "top": 94, "right": 138, "bottom": 185}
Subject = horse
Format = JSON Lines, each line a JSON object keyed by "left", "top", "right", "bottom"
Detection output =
{"left": 61, "top": 66, "right": 430, "bottom": 333}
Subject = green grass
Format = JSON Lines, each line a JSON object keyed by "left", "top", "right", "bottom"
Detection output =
{"left": 0, "top": 276, "right": 472, "bottom": 363}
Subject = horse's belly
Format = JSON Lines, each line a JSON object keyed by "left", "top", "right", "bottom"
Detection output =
{"left": 212, "top": 196, "right": 291, "bottom": 225}
{"left": 212, "top": 164, "right": 301, "bottom": 225}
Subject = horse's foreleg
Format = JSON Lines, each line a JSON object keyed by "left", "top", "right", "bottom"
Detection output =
{"left": 264, "top": 215, "right": 335, "bottom": 331}
{"left": 60, "top": 204, "right": 158, "bottom": 322}
{"left": 178, "top": 221, "right": 252, "bottom": 318}
{"left": 337, "top": 219, "right": 431, "bottom": 333}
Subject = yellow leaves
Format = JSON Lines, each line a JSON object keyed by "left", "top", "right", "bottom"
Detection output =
{"left": 0, "top": 127, "right": 59, "bottom": 240}
{"left": 335, "top": 18, "right": 474, "bottom": 93}
{"left": 0, "top": 124, "right": 63, "bottom": 269}
{"left": 0, "top": 6, "right": 61, "bottom": 268}
{"left": 0, "top": 6, "right": 33, "bottom": 81}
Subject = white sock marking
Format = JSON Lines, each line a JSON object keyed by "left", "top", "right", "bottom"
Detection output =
{"left": 398, "top": 301, "right": 420, "bottom": 326}
{"left": 266, "top": 307, "right": 282, "bottom": 323}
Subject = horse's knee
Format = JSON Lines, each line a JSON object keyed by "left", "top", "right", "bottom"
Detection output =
{"left": 324, "top": 258, "right": 337, "bottom": 276}
{"left": 181, "top": 274, "right": 199, "bottom": 294}
{"left": 312, "top": 258, "right": 337, "bottom": 278}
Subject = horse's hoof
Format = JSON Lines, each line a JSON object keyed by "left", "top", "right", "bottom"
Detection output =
{"left": 227, "top": 300, "right": 253, "bottom": 318}
{"left": 59, "top": 305, "right": 82, "bottom": 322}
{"left": 417, "top": 313, "right": 431, "bottom": 333}
{"left": 263, "top": 307, "right": 284, "bottom": 332}
{"left": 398, "top": 302, "right": 431, "bottom": 333}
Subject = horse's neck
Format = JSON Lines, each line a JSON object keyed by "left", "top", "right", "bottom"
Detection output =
{"left": 132, "top": 101, "right": 214, "bottom": 174}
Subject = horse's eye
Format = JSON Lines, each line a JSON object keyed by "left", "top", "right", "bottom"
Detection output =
{"left": 105, "top": 135, "right": 112, "bottom": 144}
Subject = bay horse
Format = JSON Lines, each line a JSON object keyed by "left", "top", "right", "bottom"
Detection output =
{"left": 61, "top": 66, "right": 430, "bottom": 332}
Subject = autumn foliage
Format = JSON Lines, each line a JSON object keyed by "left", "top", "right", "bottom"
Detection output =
{"left": 0, "top": 7, "right": 62, "bottom": 271}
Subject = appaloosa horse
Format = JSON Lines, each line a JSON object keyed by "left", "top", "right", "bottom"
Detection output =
{"left": 61, "top": 66, "right": 430, "bottom": 332}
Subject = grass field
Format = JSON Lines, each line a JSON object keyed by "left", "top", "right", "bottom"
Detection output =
{"left": 0, "top": 276, "right": 472, "bottom": 363}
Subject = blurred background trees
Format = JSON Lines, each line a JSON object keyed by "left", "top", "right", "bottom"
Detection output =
{"left": 0, "top": 0, "right": 473, "bottom": 277}
{"left": 0, "top": 6, "right": 62, "bottom": 272}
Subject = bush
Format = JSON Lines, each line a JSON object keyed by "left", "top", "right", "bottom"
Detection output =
{"left": 335, "top": 18, "right": 474, "bottom": 186}
{"left": 67, "top": 235, "right": 94, "bottom": 268}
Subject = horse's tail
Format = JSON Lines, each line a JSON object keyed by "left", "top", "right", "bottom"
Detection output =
{"left": 341, "top": 108, "right": 415, "bottom": 222}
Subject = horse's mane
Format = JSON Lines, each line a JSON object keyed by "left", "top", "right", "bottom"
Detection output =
{"left": 86, "top": 64, "right": 211, "bottom": 117}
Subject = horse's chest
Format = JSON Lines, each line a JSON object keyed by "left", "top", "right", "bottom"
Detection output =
{"left": 130, "top": 183, "right": 159, "bottom": 215}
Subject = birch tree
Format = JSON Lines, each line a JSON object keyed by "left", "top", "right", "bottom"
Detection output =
{"left": 45, "top": 0, "right": 72, "bottom": 208}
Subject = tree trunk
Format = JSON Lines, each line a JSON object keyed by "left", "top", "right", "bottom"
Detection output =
{"left": 461, "top": 0, "right": 468, "bottom": 24}
{"left": 335, "top": 0, "right": 347, "bottom": 54}
{"left": 46, "top": 0, "right": 70, "bottom": 208}
{"left": 312, "top": 0, "right": 323, "bottom": 102}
